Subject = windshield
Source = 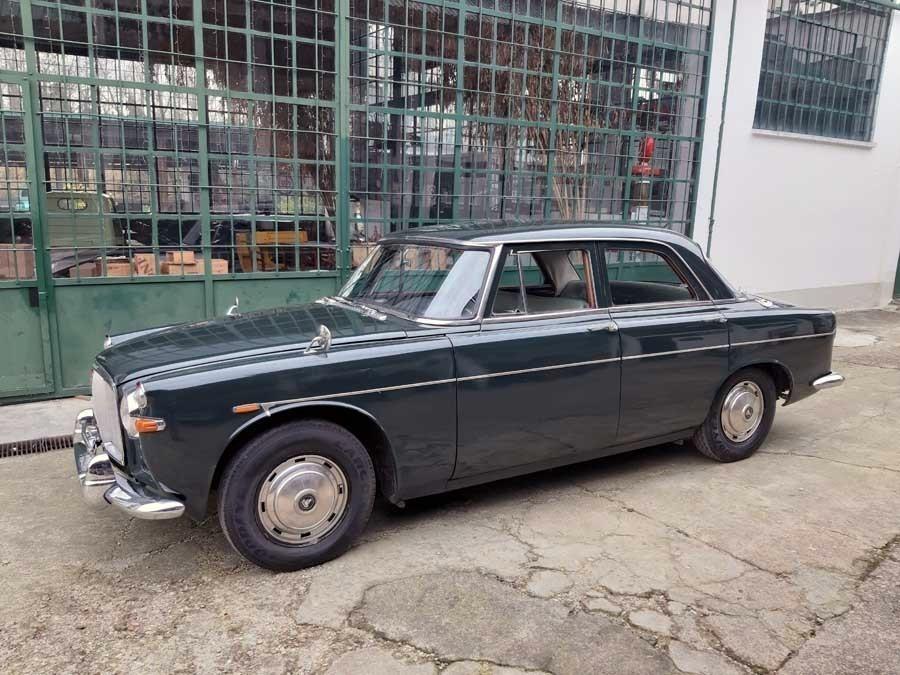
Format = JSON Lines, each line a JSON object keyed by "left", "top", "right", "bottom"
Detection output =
{"left": 339, "top": 244, "right": 491, "bottom": 320}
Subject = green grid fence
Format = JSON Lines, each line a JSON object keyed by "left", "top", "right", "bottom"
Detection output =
{"left": 0, "top": 0, "right": 714, "bottom": 284}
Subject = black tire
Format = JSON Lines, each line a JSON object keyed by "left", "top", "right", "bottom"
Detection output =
{"left": 692, "top": 368, "right": 776, "bottom": 463}
{"left": 218, "top": 420, "right": 376, "bottom": 572}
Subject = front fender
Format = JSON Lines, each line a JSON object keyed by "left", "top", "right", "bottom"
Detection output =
{"left": 222, "top": 400, "right": 400, "bottom": 501}
{"left": 134, "top": 335, "right": 457, "bottom": 519}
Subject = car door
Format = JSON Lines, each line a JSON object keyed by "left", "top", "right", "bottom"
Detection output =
{"left": 603, "top": 242, "right": 729, "bottom": 444}
{"left": 450, "top": 242, "right": 621, "bottom": 481}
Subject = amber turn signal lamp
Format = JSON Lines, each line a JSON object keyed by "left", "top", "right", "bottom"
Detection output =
{"left": 134, "top": 417, "right": 166, "bottom": 434}
{"left": 232, "top": 403, "right": 262, "bottom": 414}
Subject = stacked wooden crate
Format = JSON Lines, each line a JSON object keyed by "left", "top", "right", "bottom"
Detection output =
{"left": 0, "top": 244, "right": 35, "bottom": 279}
{"left": 67, "top": 251, "right": 229, "bottom": 277}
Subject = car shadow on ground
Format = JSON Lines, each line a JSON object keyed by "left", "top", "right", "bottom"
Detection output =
{"left": 150, "top": 439, "right": 709, "bottom": 574}
{"left": 366, "top": 441, "right": 700, "bottom": 529}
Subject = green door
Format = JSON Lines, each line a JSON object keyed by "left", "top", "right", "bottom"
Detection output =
{"left": 0, "top": 77, "right": 53, "bottom": 397}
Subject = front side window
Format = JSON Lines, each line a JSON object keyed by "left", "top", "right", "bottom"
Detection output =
{"left": 605, "top": 247, "right": 698, "bottom": 306}
{"left": 492, "top": 247, "right": 596, "bottom": 316}
{"left": 754, "top": 0, "right": 891, "bottom": 142}
{"left": 339, "top": 243, "right": 490, "bottom": 320}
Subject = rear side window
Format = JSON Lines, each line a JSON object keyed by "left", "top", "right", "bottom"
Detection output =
{"left": 605, "top": 247, "right": 698, "bottom": 306}
{"left": 492, "top": 246, "right": 597, "bottom": 316}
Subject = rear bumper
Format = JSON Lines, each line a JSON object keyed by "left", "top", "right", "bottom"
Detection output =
{"left": 73, "top": 408, "right": 185, "bottom": 520}
{"left": 811, "top": 372, "right": 845, "bottom": 390}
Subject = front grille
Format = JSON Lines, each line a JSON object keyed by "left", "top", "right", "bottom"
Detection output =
{"left": 91, "top": 370, "right": 124, "bottom": 461}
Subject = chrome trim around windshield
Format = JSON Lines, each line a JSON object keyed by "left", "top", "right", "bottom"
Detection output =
{"left": 334, "top": 244, "right": 502, "bottom": 327}
{"left": 318, "top": 296, "right": 388, "bottom": 321}
{"left": 378, "top": 235, "right": 497, "bottom": 249}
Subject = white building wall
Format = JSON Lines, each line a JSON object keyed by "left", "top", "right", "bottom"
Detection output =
{"left": 693, "top": 1, "right": 900, "bottom": 309}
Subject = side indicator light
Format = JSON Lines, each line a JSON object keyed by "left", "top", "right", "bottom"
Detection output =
{"left": 233, "top": 403, "right": 262, "bottom": 414}
{"left": 134, "top": 417, "right": 166, "bottom": 434}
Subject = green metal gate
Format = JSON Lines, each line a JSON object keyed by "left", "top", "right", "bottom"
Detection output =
{"left": 0, "top": 0, "right": 713, "bottom": 400}
{"left": 0, "top": 75, "right": 54, "bottom": 396}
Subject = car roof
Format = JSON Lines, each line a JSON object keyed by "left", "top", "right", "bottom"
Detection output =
{"left": 379, "top": 221, "right": 703, "bottom": 254}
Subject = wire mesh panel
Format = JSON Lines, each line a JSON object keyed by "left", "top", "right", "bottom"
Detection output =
{"left": 2, "top": 0, "right": 340, "bottom": 279}
{"left": 347, "top": 0, "right": 713, "bottom": 263}
{"left": 1, "top": 0, "right": 712, "bottom": 278}
{"left": 755, "top": 0, "right": 891, "bottom": 142}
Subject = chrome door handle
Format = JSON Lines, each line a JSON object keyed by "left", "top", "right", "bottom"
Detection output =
{"left": 589, "top": 322, "right": 618, "bottom": 333}
{"left": 702, "top": 316, "right": 728, "bottom": 324}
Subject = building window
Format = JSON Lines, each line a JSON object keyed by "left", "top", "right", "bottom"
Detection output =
{"left": 754, "top": 0, "right": 891, "bottom": 142}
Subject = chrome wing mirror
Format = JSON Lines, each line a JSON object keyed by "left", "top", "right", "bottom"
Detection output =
{"left": 305, "top": 324, "right": 332, "bottom": 355}
{"left": 226, "top": 296, "right": 240, "bottom": 317}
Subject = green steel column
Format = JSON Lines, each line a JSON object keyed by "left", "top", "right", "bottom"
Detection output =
{"left": 192, "top": 0, "right": 215, "bottom": 316}
{"left": 543, "top": 0, "right": 564, "bottom": 220}
{"left": 19, "top": 0, "right": 60, "bottom": 393}
{"left": 336, "top": 0, "right": 351, "bottom": 282}
{"left": 706, "top": 0, "right": 738, "bottom": 257}
{"left": 451, "top": 2, "right": 468, "bottom": 222}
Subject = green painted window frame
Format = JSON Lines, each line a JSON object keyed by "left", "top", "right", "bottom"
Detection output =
{"left": 754, "top": 0, "right": 892, "bottom": 142}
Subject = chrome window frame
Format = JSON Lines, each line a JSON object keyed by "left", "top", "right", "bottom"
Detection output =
{"left": 338, "top": 239, "right": 500, "bottom": 327}
{"left": 484, "top": 242, "right": 603, "bottom": 323}
{"left": 600, "top": 241, "right": 710, "bottom": 309}
{"left": 354, "top": 234, "right": 728, "bottom": 326}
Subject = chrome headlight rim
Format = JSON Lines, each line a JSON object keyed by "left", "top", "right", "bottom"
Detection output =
{"left": 119, "top": 382, "right": 148, "bottom": 439}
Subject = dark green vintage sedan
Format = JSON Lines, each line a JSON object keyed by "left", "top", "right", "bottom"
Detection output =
{"left": 74, "top": 223, "right": 844, "bottom": 571}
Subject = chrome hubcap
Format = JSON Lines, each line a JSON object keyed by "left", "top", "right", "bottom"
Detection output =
{"left": 257, "top": 455, "right": 348, "bottom": 545}
{"left": 720, "top": 381, "right": 764, "bottom": 443}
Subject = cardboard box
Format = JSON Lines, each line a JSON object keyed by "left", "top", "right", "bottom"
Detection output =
{"left": 132, "top": 253, "right": 158, "bottom": 276}
{"left": 105, "top": 257, "right": 132, "bottom": 277}
{"left": 161, "top": 261, "right": 201, "bottom": 275}
{"left": 165, "top": 250, "right": 196, "bottom": 265}
{"left": 161, "top": 258, "right": 229, "bottom": 275}
{"left": 208, "top": 258, "right": 229, "bottom": 275}
{"left": 0, "top": 244, "right": 36, "bottom": 280}
{"left": 351, "top": 245, "right": 370, "bottom": 268}
{"left": 69, "top": 261, "right": 99, "bottom": 278}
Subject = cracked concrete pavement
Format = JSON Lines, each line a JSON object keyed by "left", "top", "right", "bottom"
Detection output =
{"left": 1, "top": 309, "right": 899, "bottom": 674}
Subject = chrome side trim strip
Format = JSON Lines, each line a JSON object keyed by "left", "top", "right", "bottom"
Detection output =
{"left": 258, "top": 358, "right": 621, "bottom": 409}
{"left": 732, "top": 332, "right": 835, "bottom": 348}
{"left": 260, "top": 378, "right": 458, "bottom": 409}
{"left": 254, "top": 333, "right": 835, "bottom": 408}
{"left": 621, "top": 344, "right": 728, "bottom": 361}
{"left": 457, "top": 357, "right": 619, "bottom": 382}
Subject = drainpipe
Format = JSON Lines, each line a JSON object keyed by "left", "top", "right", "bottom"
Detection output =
{"left": 706, "top": 0, "right": 739, "bottom": 257}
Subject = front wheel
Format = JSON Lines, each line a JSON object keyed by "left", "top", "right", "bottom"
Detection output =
{"left": 693, "top": 368, "right": 776, "bottom": 462}
{"left": 218, "top": 420, "right": 376, "bottom": 572}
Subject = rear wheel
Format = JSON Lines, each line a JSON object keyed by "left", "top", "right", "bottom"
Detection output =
{"left": 693, "top": 368, "right": 776, "bottom": 462}
{"left": 218, "top": 420, "right": 376, "bottom": 572}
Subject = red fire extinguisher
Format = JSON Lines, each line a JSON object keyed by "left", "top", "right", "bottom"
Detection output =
{"left": 630, "top": 136, "right": 662, "bottom": 221}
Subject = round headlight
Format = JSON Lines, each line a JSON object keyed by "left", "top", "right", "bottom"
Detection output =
{"left": 119, "top": 382, "right": 147, "bottom": 438}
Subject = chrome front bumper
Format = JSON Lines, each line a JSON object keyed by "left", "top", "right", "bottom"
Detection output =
{"left": 74, "top": 408, "right": 185, "bottom": 520}
{"left": 811, "top": 372, "right": 845, "bottom": 390}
